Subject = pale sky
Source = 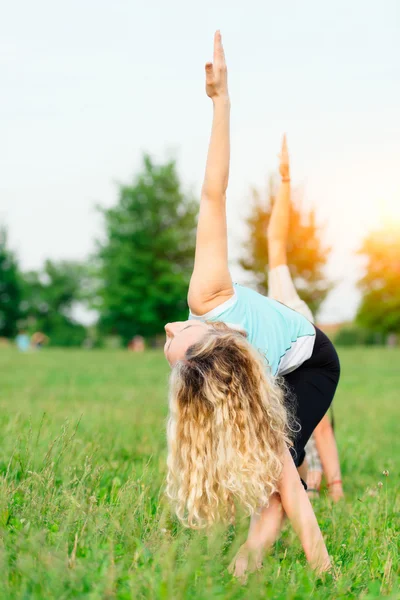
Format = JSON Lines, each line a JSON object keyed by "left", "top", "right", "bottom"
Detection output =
{"left": 1, "top": 0, "right": 400, "bottom": 323}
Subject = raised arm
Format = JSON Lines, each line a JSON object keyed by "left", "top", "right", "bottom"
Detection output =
{"left": 188, "top": 31, "right": 234, "bottom": 316}
{"left": 267, "top": 134, "right": 291, "bottom": 269}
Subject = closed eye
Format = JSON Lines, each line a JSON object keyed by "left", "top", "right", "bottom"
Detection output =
{"left": 167, "top": 324, "right": 198, "bottom": 351}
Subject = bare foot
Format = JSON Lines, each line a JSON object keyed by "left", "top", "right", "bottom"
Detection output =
{"left": 228, "top": 543, "right": 263, "bottom": 582}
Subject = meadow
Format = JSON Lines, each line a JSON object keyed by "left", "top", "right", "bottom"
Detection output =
{"left": 0, "top": 347, "right": 398, "bottom": 599}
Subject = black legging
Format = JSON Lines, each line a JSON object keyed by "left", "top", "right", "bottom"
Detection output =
{"left": 283, "top": 326, "right": 340, "bottom": 467}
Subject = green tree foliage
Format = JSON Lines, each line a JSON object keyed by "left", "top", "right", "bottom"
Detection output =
{"left": 22, "top": 260, "right": 87, "bottom": 346}
{"left": 356, "top": 226, "right": 400, "bottom": 334}
{"left": 0, "top": 227, "right": 22, "bottom": 338}
{"left": 240, "top": 180, "right": 332, "bottom": 316}
{"left": 97, "top": 155, "right": 198, "bottom": 342}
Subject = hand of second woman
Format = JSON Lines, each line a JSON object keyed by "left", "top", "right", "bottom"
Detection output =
{"left": 205, "top": 31, "right": 229, "bottom": 101}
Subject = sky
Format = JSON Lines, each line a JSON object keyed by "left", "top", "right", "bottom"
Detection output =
{"left": 1, "top": 0, "right": 400, "bottom": 323}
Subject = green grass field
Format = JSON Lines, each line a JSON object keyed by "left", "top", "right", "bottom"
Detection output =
{"left": 0, "top": 347, "right": 399, "bottom": 599}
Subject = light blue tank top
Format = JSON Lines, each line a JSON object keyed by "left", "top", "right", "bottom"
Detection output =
{"left": 189, "top": 283, "right": 315, "bottom": 376}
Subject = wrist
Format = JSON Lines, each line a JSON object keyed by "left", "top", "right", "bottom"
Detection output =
{"left": 327, "top": 479, "right": 342, "bottom": 488}
{"left": 281, "top": 177, "right": 290, "bottom": 183}
{"left": 212, "top": 94, "right": 230, "bottom": 107}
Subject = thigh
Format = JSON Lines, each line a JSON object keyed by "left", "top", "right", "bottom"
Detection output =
{"left": 284, "top": 363, "right": 339, "bottom": 466}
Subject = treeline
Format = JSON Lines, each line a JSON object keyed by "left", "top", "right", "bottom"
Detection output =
{"left": 1, "top": 155, "right": 399, "bottom": 347}
{"left": 0, "top": 236, "right": 89, "bottom": 346}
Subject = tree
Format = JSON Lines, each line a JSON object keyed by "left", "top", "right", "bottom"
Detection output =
{"left": 356, "top": 225, "right": 400, "bottom": 335}
{"left": 97, "top": 155, "right": 198, "bottom": 342}
{"left": 240, "top": 179, "right": 332, "bottom": 316}
{"left": 0, "top": 227, "right": 22, "bottom": 338}
{"left": 21, "top": 260, "right": 87, "bottom": 346}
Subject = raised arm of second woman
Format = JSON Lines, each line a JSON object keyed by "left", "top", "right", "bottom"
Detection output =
{"left": 267, "top": 135, "right": 292, "bottom": 269}
{"left": 188, "top": 31, "right": 234, "bottom": 316}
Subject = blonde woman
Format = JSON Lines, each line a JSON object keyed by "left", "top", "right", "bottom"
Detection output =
{"left": 269, "top": 136, "right": 344, "bottom": 503}
{"left": 165, "top": 32, "right": 339, "bottom": 574}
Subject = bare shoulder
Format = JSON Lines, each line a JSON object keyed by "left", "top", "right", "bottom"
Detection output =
{"left": 188, "top": 287, "right": 235, "bottom": 317}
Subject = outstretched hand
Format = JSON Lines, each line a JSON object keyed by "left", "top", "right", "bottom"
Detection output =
{"left": 205, "top": 31, "right": 228, "bottom": 100}
{"left": 278, "top": 134, "right": 290, "bottom": 181}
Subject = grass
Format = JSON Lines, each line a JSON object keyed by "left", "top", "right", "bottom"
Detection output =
{"left": 0, "top": 346, "right": 399, "bottom": 599}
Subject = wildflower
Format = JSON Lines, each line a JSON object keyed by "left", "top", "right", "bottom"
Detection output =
{"left": 383, "top": 470, "right": 389, "bottom": 477}
{"left": 377, "top": 481, "right": 383, "bottom": 488}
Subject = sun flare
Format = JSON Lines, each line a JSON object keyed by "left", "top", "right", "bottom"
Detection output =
{"left": 378, "top": 197, "right": 400, "bottom": 228}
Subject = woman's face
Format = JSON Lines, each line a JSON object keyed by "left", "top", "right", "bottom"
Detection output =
{"left": 164, "top": 320, "right": 210, "bottom": 366}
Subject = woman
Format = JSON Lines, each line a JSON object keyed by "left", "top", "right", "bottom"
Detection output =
{"left": 165, "top": 32, "right": 339, "bottom": 575}
{"left": 269, "top": 135, "right": 344, "bottom": 503}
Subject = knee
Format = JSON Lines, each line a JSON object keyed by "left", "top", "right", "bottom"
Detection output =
{"left": 315, "top": 415, "right": 332, "bottom": 437}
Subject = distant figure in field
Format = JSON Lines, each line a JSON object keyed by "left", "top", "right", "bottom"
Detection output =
{"left": 268, "top": 135, "right": 344, "bottom": 503}
{"left": 163, "top": 32, "right": 341, "bottom": 576}
{"left": 387, "top": 333, "right": 398, "bottom": 347}
{"left": 128, "top": 335, "right": 145, "bottom": 352}
{"left": 15, "top": 330, "right": 30, "bottom": 352}
{"left": 31, "top": 331, "right": 48, "bottom": 349}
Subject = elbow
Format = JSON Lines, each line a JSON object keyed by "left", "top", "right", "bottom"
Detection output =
{"left": 268, "top": 243, "right": 287, "bottom": 270}
{"left": 202, "top": 172, "right": 229, "bottom": 202}
{"left": 201, "top": 187, "right": 227, "bottom": 205}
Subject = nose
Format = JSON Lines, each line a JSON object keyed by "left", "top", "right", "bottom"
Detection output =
{"left": 164, "top": 323, "right": 175, "bottom": 337}
{"left": 165, "top": 322, "right": 182, "bottom": 338}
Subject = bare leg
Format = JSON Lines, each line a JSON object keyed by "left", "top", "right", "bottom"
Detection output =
{"left": 314, "top": 415, "right": 344, "bottom": 502}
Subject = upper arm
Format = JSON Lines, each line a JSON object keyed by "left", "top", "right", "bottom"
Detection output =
{"left": 188, "top": 194, "right": 234, "bottom": 315}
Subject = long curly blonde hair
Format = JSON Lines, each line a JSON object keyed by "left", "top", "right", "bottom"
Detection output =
{"left": 166, "top": 322, "right": 292, "bottom": 529}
